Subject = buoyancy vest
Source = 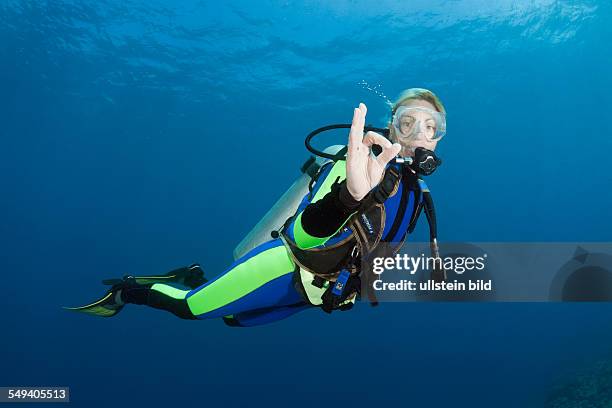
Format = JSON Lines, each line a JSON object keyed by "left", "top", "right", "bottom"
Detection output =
{"left": 281, "top": 164, "right": 426, "bottom": 309}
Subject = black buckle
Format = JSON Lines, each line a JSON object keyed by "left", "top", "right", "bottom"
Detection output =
{"left": 312, "top": 275, "right": 326, "bottom": 288}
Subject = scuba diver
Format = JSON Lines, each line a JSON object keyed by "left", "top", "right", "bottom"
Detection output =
{"left": 65, "top": 88, "right": 447, "bottom": 327}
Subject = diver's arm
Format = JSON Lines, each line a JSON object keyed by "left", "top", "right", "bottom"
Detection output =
{"left": 292, "top": 160, "right": 360, "bottom": 249}
{"left": 293, "top": 103, "right": 400, "bottom": 249}
{"left": 301, "top": 180, "right": 361, "bottom": 235}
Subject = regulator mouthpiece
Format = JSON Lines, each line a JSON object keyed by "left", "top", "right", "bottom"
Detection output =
{"left": 395, "top": 147, "right": 442, "bottom": 176}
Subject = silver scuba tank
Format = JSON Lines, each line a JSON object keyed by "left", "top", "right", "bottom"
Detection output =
{"left": 233, "top": 145, "right": 345, "bottom": 260}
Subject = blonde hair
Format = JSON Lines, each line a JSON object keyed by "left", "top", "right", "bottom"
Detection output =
{"left": 391, "top": 88, "right": 446, "bottom": 115}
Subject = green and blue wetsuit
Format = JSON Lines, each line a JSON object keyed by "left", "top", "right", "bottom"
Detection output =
{"left": 122, "top": 158, "right": 424, "bottom": 326}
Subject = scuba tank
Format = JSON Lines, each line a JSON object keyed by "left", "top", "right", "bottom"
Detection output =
{"left": 233, "top": 145, "right": 345, "bottom": 260}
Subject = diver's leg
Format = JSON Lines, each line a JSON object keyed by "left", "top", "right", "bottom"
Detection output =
{"left": 66, "top": 264, "right": 208, "bottom": 319}
{"left": 161, "top": 263, "right": 208, "bottom": 289}
{"left": 112, "top": 263, "right": 207, "bottom": 288}
{"left": 224, "top": 302, "right": 313, "bottom": 327}
{"left": 121, "top": 283, "right": 197, "bottom": 320}
{"left": 121, "top": 239, "right": 305, "bottom": 322}
{"left": 186, "top": 239, "right": 303, "bottom": 319}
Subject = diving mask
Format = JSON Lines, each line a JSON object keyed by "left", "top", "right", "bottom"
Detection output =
{"left": 392, "top": 106, "right": 446, "bottom": 142}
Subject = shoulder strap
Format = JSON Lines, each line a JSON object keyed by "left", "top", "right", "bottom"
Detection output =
{"left": 355, "top": 165, "right": 401, "bottom": 212}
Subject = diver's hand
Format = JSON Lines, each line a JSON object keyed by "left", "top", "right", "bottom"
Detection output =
{"left": 346, "top": 103, "right": 401, "bottom": 202}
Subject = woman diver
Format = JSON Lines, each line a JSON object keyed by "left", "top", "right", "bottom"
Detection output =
{"left": 65, "top": 88, "right": 447, "bottom": 326}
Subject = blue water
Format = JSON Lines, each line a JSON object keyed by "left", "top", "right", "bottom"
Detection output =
{"left": 2, "top": 1, "right": 612, "bottom": 407}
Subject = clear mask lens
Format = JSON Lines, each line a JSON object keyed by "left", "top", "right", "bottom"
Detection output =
{"left": 392, "top": 106, "right": 446, "bottom": 141}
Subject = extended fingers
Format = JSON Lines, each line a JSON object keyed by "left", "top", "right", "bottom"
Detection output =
{"left": 357, "top": 102, "right": 367, "bottom": 130}
{"left": 348, "top": 103, "right": 367, "bottom": 148}
{"left": 348, "top": 108, "right": 361, "bottom": 147}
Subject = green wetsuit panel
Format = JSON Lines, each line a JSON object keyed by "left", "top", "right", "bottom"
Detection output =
{"left": 292, "top": 159, "right": 355, "bottom": 249}
{"left": 150, "top": 284, "right": 190, "bottom": 299}
{"left": 186, "top": 245, "right": 296, "bottom": 316}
